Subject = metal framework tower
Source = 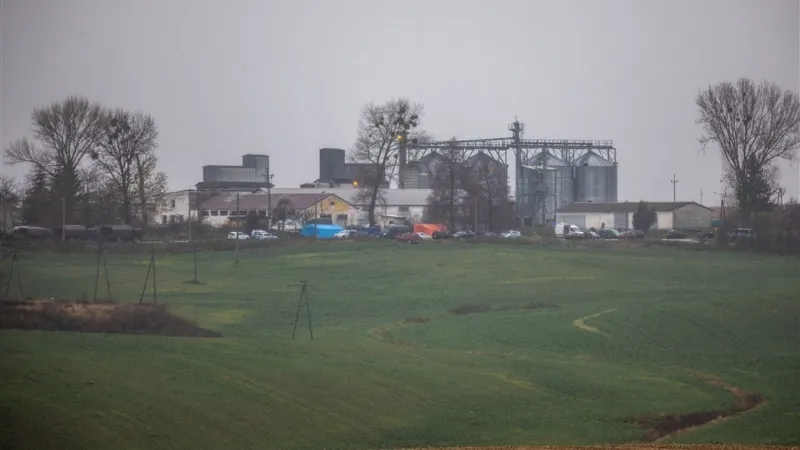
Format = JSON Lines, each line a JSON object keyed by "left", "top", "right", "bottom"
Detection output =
{"left": 402, "top": 119, "right": 616, "bottom": 225}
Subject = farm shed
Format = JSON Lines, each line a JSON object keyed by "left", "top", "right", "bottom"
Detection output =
{"left": 555, "top": 202, "right": 712, "bottom": 231}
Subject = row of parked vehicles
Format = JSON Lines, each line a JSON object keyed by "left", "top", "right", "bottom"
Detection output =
{"left": 555, "top": 222, "right": 645, "bottom": 240}
{"left": 3, "top": 225, "right": 143, "bottom": 242}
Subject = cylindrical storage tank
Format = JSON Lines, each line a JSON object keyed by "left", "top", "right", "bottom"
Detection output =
{"left": 319, "top": 148, "right": 345, "bottom": 182}
{"left": 605, "top": 165, "right": 618, "bottom": 202}
{"left": 576, "top": 166, "right": 618, "bottom": 203}
{"left": 556, "top": 165, "right": 574, "bottom": 211}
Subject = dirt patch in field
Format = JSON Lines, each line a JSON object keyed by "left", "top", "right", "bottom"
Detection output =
{"left": 626, "top": 373, "right": 765, "bottom": 442}
{"left": 404, "top": 446, "right": 789, "bottom": 450}
{"left": 522, "top": 301, "right": 558, "bottom": 310}
{"left": 368, "top": 325, "right": 411, "bottom": 346}
{"left": 0, "top": 299, "right": 220, "bottom": 338}
{"left": 449, "top": 303, "right": 491, "bottom": 315}
{"left": 402, "top": 316, "right": 431, "bottom": 325}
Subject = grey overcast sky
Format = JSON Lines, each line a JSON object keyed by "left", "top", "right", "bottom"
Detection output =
{"left": 1, "top": 0, "right": 798, "bottom": 203}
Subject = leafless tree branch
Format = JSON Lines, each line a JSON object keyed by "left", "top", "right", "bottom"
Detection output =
{"left": 697, "top": 78, "right": 800, "bottom": 223}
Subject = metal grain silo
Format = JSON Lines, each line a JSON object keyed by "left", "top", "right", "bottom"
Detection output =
{"left": 524, "top": 151, "right": 574, "bottom": 223}
{"left": 319, "top": 148, "right": 346, "bottom": 183}
{"left": 575, "top": 152, "right": 618, "bottom": 203}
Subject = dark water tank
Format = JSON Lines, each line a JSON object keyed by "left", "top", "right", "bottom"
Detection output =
{"left": 319, "top": 148, "right": 346, "bottom": 182}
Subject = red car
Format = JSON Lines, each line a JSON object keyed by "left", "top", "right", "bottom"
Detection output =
{"left": 395, "top": 232, "right": 422, "bottom": 244}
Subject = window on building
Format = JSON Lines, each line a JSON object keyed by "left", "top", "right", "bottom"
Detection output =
{"left": 219, "top": 210, "right": 228, "bottom": 216}
{"left": 211, "top": 211, "right": 219, "bottom": 216}
{"left": 336, "top": 214, "right": 348, "bottom": 221}
{"left": 258, "top": 210, "right": 266, "bottom": 217}
{"left": 170, "top": 199, "right": 176, "bottom": 208}
{"left": 201, "top": 210, "right": 210, "bottom": 217}
{"left": 161, "top": 215, "right": 167, "bottom": 225}
{"left": 320, "top": 214, "right": 332, "bottom": 218}
{"left": 398, "top": 206, "right": 410, "bottom": 213}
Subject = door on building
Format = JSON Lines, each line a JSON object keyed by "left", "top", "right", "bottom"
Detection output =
{"left": 613, "top": 212, "right": 627, "bottom": 230}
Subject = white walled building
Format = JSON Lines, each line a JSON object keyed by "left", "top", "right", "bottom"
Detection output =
{"left": 555, "top": 202, "right": 712, "bottom": 231}
{"left": 260, "top": 187, "right": 433, "bottom": 227}
{"left": 156, "top": 190, "right": 199, "bottom": 226}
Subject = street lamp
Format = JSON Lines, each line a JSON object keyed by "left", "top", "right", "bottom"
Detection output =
{"left": 263, "top": 171, "right": 274, "bottom": 229}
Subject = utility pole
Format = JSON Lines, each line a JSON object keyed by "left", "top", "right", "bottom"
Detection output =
{"left": 670, "top": 174, "right": 679, "bottom": 203}
{"left": 61, "top": 197, "right": 66, "bottom": 241}
{"left": 473, "top": 196, "right": 478, "bottom": 232}
{"left": 700, "top": 188, "right": 703, "bottom": 206}
{"left": 234, "top": 191, "right": 240, "bottom": 263}
{"left": 266, "top": 172, "right": 274, "bottom": 229}
{"left": 509, "top": 119, "right": 524, "bottom": 230}
{"left": 187, "top": 188, "right": 193, "bottom": 242}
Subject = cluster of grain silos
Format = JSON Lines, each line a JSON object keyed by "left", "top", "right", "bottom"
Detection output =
{"left": 521, "top": 150, "right": 617, "bottom": 224}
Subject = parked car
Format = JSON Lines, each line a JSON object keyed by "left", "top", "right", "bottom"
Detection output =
{"left": 251, "top": 229, "right": 278, "bottom": 240}
{"left": 665, "top": 229, "right": 689, "bottom": 240}
{"left": 415, "top": 232, "right": 433, "bottom": 240}
{"left": 622, "top": 230, "right": 645, "bottom": 239}
{"left": 432, "top": 230, "right": 454, "bottom": 239}
{"left": 583, "top": 229, "right": 601, "bottom": 240}
{"left": 227, "top": 231, "right": 250, "bottom": 240}
{"left": 334, "top": 229, "right": 361, "bottom": 239}
{"left": 395, "top": 232, "right": 422, "bottom": 244}
{"left": 453, "top": 231, "right": 476, "bottom": 239}
{"left": 597, "top": 228, "right": 621, "bottom": 240}
{"left": 380, "top": 225, "right": 413, "bottom": 239}
{"left": 730, "top": 228, "right": 756, "bottom": 240}
{"left": 501, "top": 230, "right": 521, "bottom": 239}
{"left": 698, "top": 230, "right": 716, "bottom": 240}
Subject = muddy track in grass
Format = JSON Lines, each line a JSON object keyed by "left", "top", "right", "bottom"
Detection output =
{"left": 627, "top": 373, "right": 766, "bottom": 443}
{"left": 403, "top": 446, "right": 794, "bottom": 450}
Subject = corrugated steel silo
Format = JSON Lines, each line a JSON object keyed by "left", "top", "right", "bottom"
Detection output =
{"left": 575, "top": 152, "right": 618, "bottom": 203}
{"left": 527, "top": 151, "right": 574, "bottom": 223}
{"left": 319, "top": 148, "right": 346, "bottom": 182}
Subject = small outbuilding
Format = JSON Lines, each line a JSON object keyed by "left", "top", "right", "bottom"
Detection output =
{"left": 555, "top": 202, "right": 712, "bottom": 231}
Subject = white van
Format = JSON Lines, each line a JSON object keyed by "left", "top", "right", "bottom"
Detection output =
{"left": 555, "top": 222, "right": 585, "bottom": 239}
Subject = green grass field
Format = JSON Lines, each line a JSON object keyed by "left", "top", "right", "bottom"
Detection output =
{"left": 1, "top": 241, "right": 798, "bottom": 449}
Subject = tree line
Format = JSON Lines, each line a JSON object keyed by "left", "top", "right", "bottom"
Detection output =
{"left": 1, "top": 96, "right": 167, "bottom": 229}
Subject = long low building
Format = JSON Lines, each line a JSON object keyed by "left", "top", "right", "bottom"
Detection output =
{"left": 262, "top": 188, "right": 433, "bottom": 227}
{"left": 155, "top": 187, "right": 434, "bottom": 228}
{"left": 555, "top": 201, "right": 712, "bottom": 231}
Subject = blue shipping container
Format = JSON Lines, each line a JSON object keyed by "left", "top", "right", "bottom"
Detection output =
{"left": 300, "top": 224, "right": 344, "bottom": 239}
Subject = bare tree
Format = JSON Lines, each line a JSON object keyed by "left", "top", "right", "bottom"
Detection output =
{"left": 93, "top": 110, "right": 159, "bottom": 224}
{"left": 5, "top": 96, "right": 105, "bottom": 222}
{"left": 0, "top": 175, "right": 22, "bottom": 232}
{"left": 81, "top": 165, "right": 118, "bottom": 225}
{"left": 350, "top": 98, "right": 425, "bottom": 225}
{"left": 134, "top": 152, "right": 168, "bottom": 227}
{"left": 697, "top": 78, "right": 800, "bottom": 224}
{"left": 470, "top": 156, "right": 511, "bottom": 232}
{"left": 428, "top": 138, "right": 471, "bottom": 230}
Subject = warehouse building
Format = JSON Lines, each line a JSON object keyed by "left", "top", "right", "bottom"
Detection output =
{"left": 193, "top": 187, "right": 432, "bottom": 228}
{"left": 198, "top": 192, "right": 358, "bottom": 227}
{"left": 197, "top": 154, "right": 273, "bottom": 191}
{"left": 555, "top": 201, "right": 712, "bottom": 231}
